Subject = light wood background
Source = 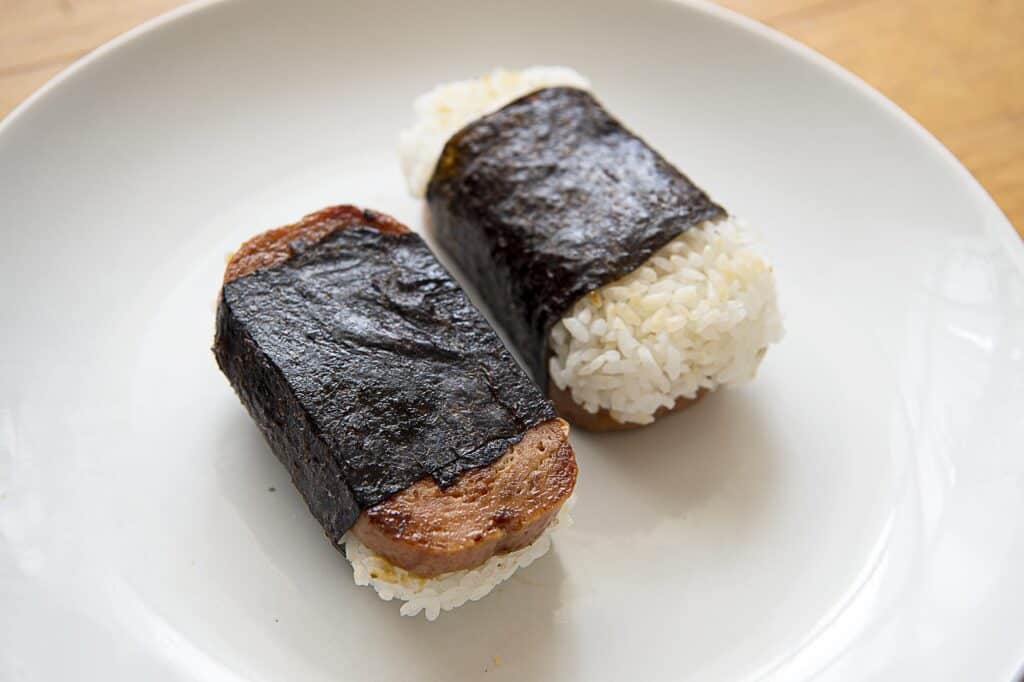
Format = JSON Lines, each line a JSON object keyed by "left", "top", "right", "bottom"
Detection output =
{"left": 1, "top": 0, "right": 1021, "bottom": 236}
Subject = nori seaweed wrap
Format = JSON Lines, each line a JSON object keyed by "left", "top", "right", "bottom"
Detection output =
{"left": 401, "top": 68, "right": 783, "bottom": 429}
{"left": 428, "top": 86, "right": 725, "bottom": 385}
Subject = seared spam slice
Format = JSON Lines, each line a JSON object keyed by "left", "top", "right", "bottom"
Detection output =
{"left": 352, "top": 418, "right": 575, "bottom": 577}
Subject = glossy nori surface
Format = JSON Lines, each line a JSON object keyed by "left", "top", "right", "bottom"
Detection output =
{"left": 427, "top": 87, "right": 726, "bottom": 385}
{"left": 214, "top": 222, "right": 555, "bottom": 539}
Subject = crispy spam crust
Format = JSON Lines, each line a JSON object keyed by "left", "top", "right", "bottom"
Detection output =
{"left": 224, "top": 205, "right": 408, "bottom": 283}
{"left": 351, "top": 419, "right": 576, "bottom": 577}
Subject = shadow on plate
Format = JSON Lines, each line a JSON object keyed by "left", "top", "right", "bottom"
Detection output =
{"left": 571, "top": 387, "right": 783, "bottom": 541}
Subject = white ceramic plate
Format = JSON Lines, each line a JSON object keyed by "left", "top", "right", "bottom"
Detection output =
{"left": 2, "top": 1, "right": 1023, "bottom": 680}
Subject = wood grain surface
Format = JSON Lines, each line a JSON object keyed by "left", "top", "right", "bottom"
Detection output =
{"left": 1, "top": 0, "right": 1021, "bottom": 235}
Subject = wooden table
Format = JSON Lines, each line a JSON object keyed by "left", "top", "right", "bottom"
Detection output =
{"left": 2, "top": 0, "right": 1021, "bottom": 236}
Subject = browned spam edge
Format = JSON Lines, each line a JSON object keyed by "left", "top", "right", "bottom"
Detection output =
{"left": 548, "top": 383, "right": 707, "bottom": 432}
{"left": 352, "top": 418, "right": 577, "bottom": 577}
{"left": 224, "top": 204, "right": 408, "bottom": 284}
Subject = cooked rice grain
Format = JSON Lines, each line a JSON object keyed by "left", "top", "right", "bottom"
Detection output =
{"left": 549, "top": 217, "right": 783, "bottom": 424}
{"left": 399, "top": 66, "right": 590, "bottom": 197}
{"left": 342, "top": 500, "right": 573, "bottom": 620}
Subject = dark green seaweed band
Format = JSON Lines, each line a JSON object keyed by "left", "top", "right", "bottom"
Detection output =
{"left": 427, "top": 87, "right": 725, "bottom": 386}
{"left": 214, "top": 225, "right": 555, "bottom": 539}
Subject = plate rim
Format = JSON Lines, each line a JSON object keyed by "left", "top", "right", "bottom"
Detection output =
{"left": 1, "top": 0, "right": 1020, "bottom": 270}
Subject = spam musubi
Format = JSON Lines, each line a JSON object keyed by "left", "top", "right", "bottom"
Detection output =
{"left": 400, "top": 67, "right": 784, "bottom": 429}
{"left": 213, "top": 205, "right": 577, "bottom": 619}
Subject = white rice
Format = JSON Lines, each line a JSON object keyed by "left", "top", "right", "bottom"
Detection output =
{"left": 400, "top": 67, "right": 784, "bottom": 425}
{"left": 399, "top": 66, "right": 590, "bottom": 197}
{"left": 549, "top": 217, "right": 783, "bottom": 424}
{"left": 342, "top": 500, "right": 573, "bottom": 620}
